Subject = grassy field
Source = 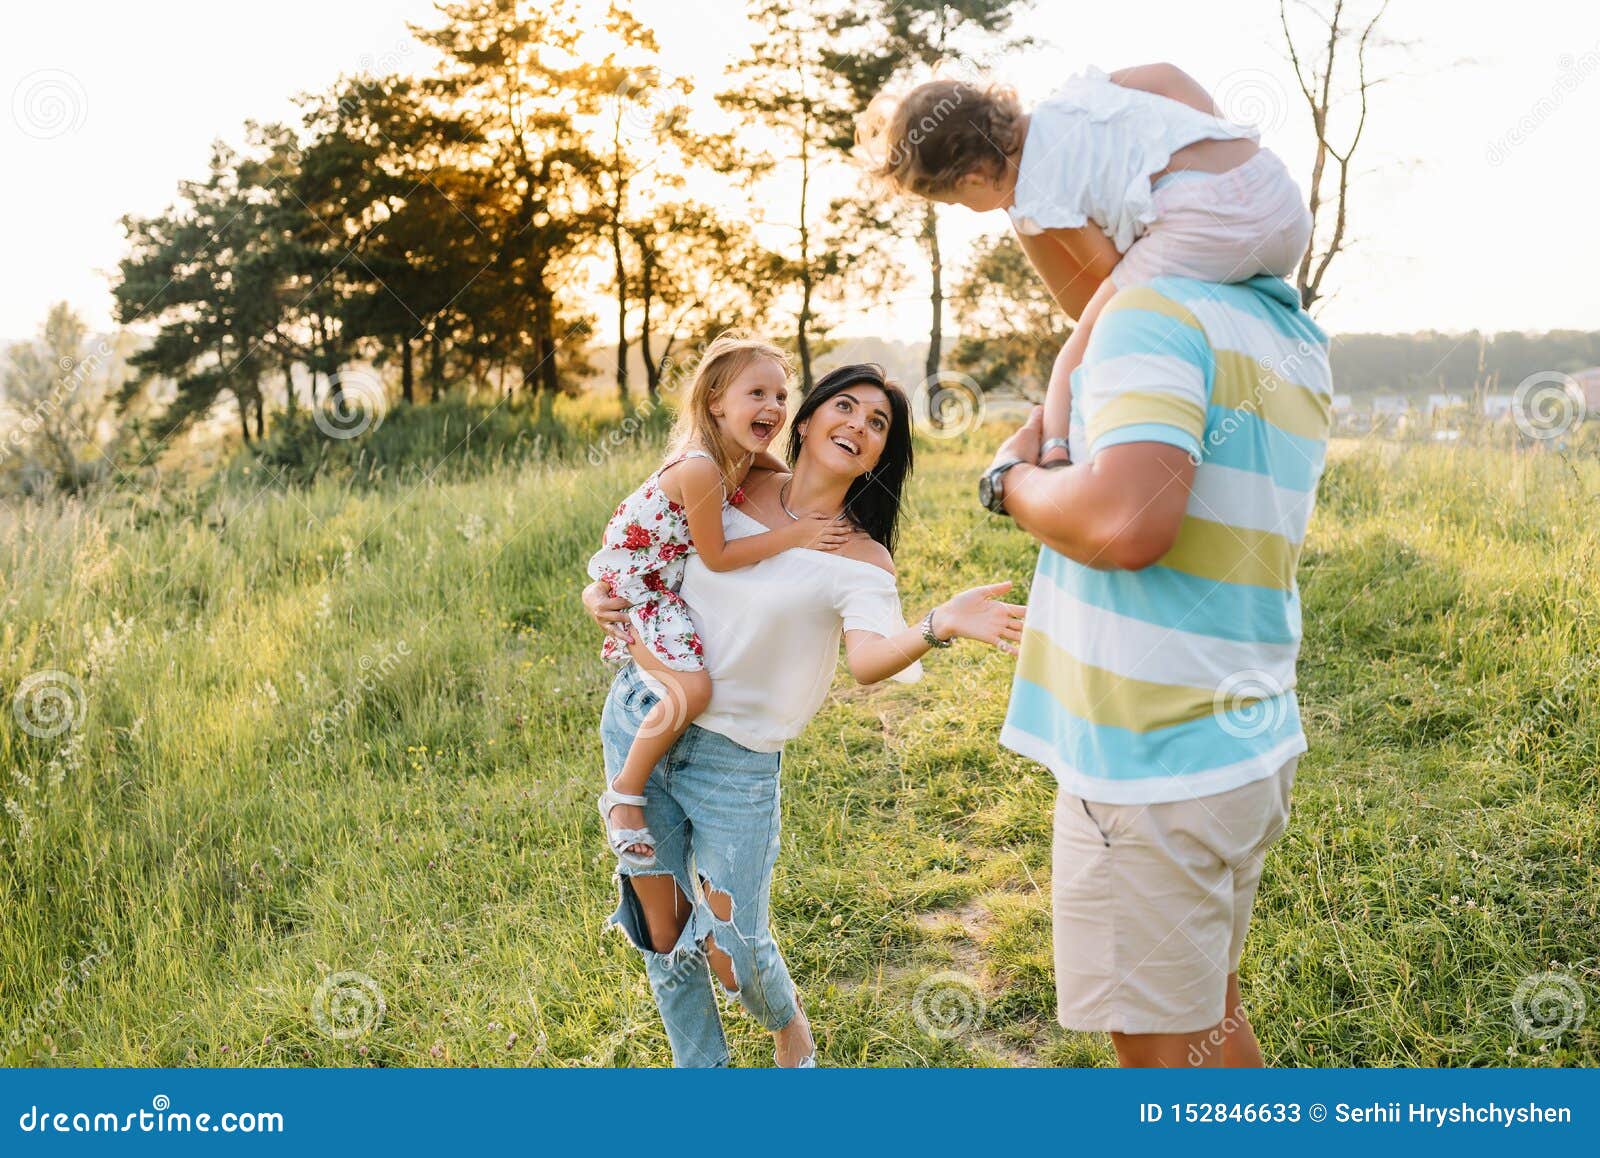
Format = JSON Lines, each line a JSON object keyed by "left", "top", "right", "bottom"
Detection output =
{"left": 2, "top": 417, "right": 1597, "bottom": 1066}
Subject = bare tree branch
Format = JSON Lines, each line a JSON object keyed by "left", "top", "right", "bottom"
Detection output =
{"left": 1282, "top": 0, "right": 1397, "bottom": 312}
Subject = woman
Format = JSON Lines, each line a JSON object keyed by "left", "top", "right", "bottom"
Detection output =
{"left": 581, "top": 364, "right": 1025, "bottom": 1067}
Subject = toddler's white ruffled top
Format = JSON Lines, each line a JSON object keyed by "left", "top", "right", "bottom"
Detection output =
{"left": 1007, "top": 66, "right": 1258, "bottom": 253}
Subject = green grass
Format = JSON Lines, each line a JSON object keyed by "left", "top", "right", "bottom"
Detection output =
{"left": 2, "top": 429, "right": 1597, "bottom": 1066}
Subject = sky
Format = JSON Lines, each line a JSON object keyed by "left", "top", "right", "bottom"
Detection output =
{"left": 3, "top": 0, "right": 1599, "bottom": 346}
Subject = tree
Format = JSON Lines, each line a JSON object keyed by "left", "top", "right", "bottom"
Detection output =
{"left": 294, "top": 74, "right": 484, "bottom": 407}
{"left": 632, "top": 202, "right": 779, "bottom": 400}
{"left": 0, "top": 304, "right": 134, "bottom": 493}
{"left": 1279, "top": 0, "right": 1402, "bottom": 312}
{"left": 114, "top": 138, "right": 295, "bottom": 443}
{"left": 411, "top": 0, "right": 608, "bottom": 415}
{"left": 588, "top": 1, "right": 683, "bottom": 404}
{"left": 948, "top": 234, "right": 1069, "bottom": 395}
{"left": 720, "top": 0, "right": 862, "bottom": 391}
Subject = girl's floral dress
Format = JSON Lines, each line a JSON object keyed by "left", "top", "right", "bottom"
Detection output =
{"left": 586, "top": 450, "right": 745, "bottom": 673}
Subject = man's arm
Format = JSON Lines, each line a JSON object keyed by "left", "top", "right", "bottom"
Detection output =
{"left": 1005, "top": 446, "right": 1195, "bottom": 570}
{"left": 990, "top": 279, "right": 1211, "bottom": 569}
{"left": 987, "top": 406, "right": 1195, "bottom": 571}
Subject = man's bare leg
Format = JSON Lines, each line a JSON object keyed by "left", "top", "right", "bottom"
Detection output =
{"left": 1109, "top": 972, "right": 1262, "bottom": 1067}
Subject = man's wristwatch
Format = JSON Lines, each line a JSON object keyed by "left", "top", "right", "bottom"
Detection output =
{"left": 979, "top": 457, "right": 1026, "bottom": 516}
{"left": 920, "top": 607, "right": 953, "bottom": 648}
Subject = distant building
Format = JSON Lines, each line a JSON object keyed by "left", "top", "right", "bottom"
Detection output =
{"left": 1331, "top": 393, "right": 1354, "bottom": 413}
{"left": 1371, "top": 396, "right": 1408, "bottom": 417}
{"left": 1573, "top": 368, "right": 1600, "bottom": 411}
{"left": 1425, "top": 392, "right": 1466, "bottom": 416}
{"left": 1482, "top": 393, "right": 1514, "bottom": 418}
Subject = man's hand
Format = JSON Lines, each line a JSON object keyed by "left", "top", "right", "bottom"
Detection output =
{"left": 991, "top": 405, "right": 1044, "bottom": 473}
{"left": 582, "top": 579, "right": 634, "bottom": 643}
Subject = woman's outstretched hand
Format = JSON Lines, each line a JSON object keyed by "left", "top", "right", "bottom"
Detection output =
{"left": 582, "top": 579, "right": 634, "bottom": 643}
{"left": 935, "top": 580, "right": 1027, "bottom": 655}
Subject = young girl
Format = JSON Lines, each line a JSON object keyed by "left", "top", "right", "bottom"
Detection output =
{"left": 587, "top": 334, "right": 849, "bottom": 867}
{"left": 858, "top": 63, "right": 1312, "bottom": 465}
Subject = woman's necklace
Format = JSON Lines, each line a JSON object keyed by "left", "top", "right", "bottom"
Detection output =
{"left": 780, "top": 478, "right": 847, "bottom": 524}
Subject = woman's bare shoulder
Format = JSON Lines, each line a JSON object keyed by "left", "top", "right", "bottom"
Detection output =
{"left": 835, "top": 534, "right": 895, "bottom": 577}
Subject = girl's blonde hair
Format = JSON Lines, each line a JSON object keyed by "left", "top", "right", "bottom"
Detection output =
{"left": 856, "top": 78, "right": 1025, "bottom": 196}
{"left": 667, "top": 332, "right": 793, "bottom": 488}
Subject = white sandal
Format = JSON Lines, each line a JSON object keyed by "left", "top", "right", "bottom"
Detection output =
{"left": 598, "top": 786, "right": 657, "bottom": 868}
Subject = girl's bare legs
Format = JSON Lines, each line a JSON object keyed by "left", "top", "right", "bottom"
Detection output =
{"left": 1039, "top": 277, "right": 1119, "bottom": 466}
{"left": 606, "top": 640, "right": 712, "bottom": 857}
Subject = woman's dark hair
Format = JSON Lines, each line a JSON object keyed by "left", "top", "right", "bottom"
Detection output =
{"left": 788, "top": 363, "right": 913, "bottom": 554}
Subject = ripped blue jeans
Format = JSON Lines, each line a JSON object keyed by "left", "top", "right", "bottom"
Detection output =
{"left": 600, "top": 663, "right": 800, "bottom": 1067}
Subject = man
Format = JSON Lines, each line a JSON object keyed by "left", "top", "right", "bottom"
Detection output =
{"left": 978, "top": 273, "right": 1331, "bottom": 1067}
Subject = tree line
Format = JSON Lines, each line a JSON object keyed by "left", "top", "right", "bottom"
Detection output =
{"left": 945, "top": 234, "right": 1600, "bottom": 401}
{"left": 101, "top": 0, "right": 1027, "bottom": 450}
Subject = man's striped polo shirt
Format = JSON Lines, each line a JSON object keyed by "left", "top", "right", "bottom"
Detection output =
{"left": 1000, "top": 274, "right": 1332, "bottom": 804}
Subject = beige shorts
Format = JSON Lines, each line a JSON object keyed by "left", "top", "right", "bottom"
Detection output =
{"left": 1051, "top": 758, "right": 1298, "bottom": 1035}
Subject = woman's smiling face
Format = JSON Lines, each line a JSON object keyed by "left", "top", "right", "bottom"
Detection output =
{"left": 799, "top": 384, "right": 892, "bottom": 476}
